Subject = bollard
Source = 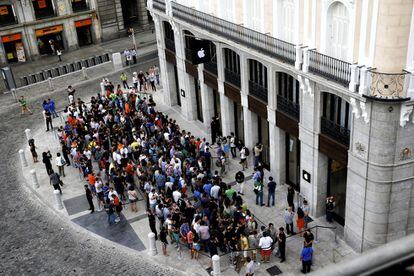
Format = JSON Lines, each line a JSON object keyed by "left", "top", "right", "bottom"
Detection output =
{"left": 48, "top": 77, "right": 54, "bottom": 91}
{"left": 82, "top": 66, "right": 88, "bottom": 79}
{"left": 11, "top": 88, "right": 17, "bottom": 102}
{"left": 211, "top": 255, "right": 221, "bottom": 276}
{"left": 147, "top": 232, "right": 157, "bottom": 256}
{"left": 30, "top": 169, "right": 39, "bottom": 189}
{"left": 54, "top": 190, "right": 64, "bottom": 210}
{"left": 19, "top": 149, "right": 28, "bottom": 167}
{"left": 100, "top": 81, "right": 105, "bottom": 97}
{"left": 25, "top": 128, "right": 32, "bottom": 141}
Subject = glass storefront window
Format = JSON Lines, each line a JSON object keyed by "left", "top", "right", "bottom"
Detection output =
{"left": 327, "top": 159, "right": 347, "bottom": 226}
{"left": 0, "top": 5, "right": 17, "bottom": 26}
{"left": 286, "top": 134, "right": 300, "bottom": 191}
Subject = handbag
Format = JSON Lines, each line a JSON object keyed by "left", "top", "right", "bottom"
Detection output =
{"left": 253, "top": 188, "right": 258, "bottom": 195}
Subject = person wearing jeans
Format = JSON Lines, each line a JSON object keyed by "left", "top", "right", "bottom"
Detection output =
{"left": 267, "top": 176, "right": 276, "bottom": 206}
{"left": 254, "top": 179, "right": 264, "bottom": 206}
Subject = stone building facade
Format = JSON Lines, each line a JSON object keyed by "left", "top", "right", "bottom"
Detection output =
{"left": 0, "top": 0, "right": 151, "bottom": 63}
{"left": 149, "top": 0, "right": 414, "bottom": 253}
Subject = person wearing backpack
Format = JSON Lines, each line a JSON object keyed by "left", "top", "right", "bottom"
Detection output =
{"left": 104, "top": 198, "right": 116, "bottom": 225}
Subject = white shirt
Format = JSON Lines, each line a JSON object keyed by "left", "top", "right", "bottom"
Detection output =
{"left": 240, "top": 148, "right": 246, "bottom": 159}
{"left": 148, "top": 192, "right": 158, "bottom": 204}
{"left": 258, "top": 236, "right": 273, "bottom": 250}
{"left": 56, "top": 156, "right": 65, "bottom": 166}
{"left": 210, "top": 185, "right": 220, "bottom": 199}
{"left": 172, "top": 190, "right": 182, "bottom": 203}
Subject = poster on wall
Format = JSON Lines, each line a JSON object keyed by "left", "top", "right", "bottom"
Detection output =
{"left": 0, "top": 6, "right": 9, "bottom": 15}
{"left": 16, "top": 43, "right": 26, "bottom": 62}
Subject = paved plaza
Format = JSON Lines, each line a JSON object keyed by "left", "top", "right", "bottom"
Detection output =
{"left": 18, "top": 79, "right": 357, "bottom": 275}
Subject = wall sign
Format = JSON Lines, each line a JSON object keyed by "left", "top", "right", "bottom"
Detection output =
{"left": 180, "top": 89, "right": 185, "bottom": 97}
{"left": 35, "top": 25, "right": 63, "bottom": 37}
{"left": 302, "top": 170, "right": 311, "bottom": 183}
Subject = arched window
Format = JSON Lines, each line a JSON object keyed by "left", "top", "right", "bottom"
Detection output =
{"left": 327, "top": 1, "right": 349, "bottom": 60}
{"left": 163, "top": 21, "right": 175, "bottom": 52}
{"left": 248, "top": 59, "right": 268, "bottom": 102}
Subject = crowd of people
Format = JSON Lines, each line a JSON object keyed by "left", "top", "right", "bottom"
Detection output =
{"left": 31, "top": 69, "right": 318, "bottom": 274}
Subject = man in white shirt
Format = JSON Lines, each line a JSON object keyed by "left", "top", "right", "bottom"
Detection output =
{"left": 258, "top": 232, "right": 273, "bottom": 263}
{"left": 148, "top": 189, "right": 158, "bottom": 210}
{"left": 55, "top": 152, "right": 66, "bottom": 177}
{"left": 172, "top": 189, "right": 182, "bottom": 203}
{"left": 210, "top": 184, "right": 220, "bottom": 199}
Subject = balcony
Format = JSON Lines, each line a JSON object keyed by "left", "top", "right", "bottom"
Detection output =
{"left": 308, "top": 50, "right": 351, "bottom": 87}
{"left": 204, "top": 61, "right": 217, "bottom": 75}
{"left": 168, "top": 1, "right": 296, "bottom": 65}
{"left": 164, "top": 37, "right": 175, "bottom": 52}
{"left": 153, "top": 0, "right": 166, "bottom": 13}
{"left": 277, "top": 94, "right": 299, "bottom": 120}
{"left": 225, "top": 69, "right": 241, "bottom": 88}
{"left": 249, "top": 80, "right": 268, "bottom": 102}
{"left": 320, "top": 117, "right": 350, "bottom": 146}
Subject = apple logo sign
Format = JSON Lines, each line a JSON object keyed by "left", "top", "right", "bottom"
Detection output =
{"left": 197, "top": 48, "right": 205, "bottom": 59}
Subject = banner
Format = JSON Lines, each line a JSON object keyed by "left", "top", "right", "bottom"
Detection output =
{"left": 16, "top": 43, "right": 26, "bottom": 62}
{"left": 0, "top": 6, "right": 9, "bottom": 15}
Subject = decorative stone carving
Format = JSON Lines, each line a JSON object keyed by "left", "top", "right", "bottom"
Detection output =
{"left": 304, "top": 78, "right": 313, "bottom": 98}
{"left": 360, "top": 102, "right": 369, "bottom": 124}
{"left": 350, "top": 98, "right": 360, "bottom": 119}
{"left": 166, "top": 0, "right": 173, "bottom": 17}
{"left": 354, "top": 142, "right": 366, "bottom": 158}
{"left": 400, "top": 104, "right": 413, "bottom": 127}
{"left": 400, "top": 148, "right": 412, "bottom": 161}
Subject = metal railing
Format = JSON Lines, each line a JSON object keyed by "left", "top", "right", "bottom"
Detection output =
{"left": 249, "top": 80, "right": 268, "bottom": 102}
{"left": 320, "top": 117, "right": 350, "bottom": 146}
{"left": 308, "top": 50, "right": 351, "bottom": 87}
{"left": 277, "top": 94, "right": 300, "bottom": 120}
{"left": 153, "top": 0, "right": 166, "bottom": 12}
{"left": 204, "top": 61, "right": 217, "bottom": 75}
{"left": 19, "top": 52, "right": 111, "bottom": 87}
{"left": 369, "top": 70, "right": 408, "bottom": 98}
{"left": 164, "top": 37, "right": 175, "bottom": 52}
{"left": 170, "top": 1, "right": 296, "bottom": 65}
{"left": 224, "top": 69, "right": 241, "bottom": 88}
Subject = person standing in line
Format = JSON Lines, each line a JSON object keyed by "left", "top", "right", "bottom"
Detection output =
{"left": 48, "top": 98, "right": 58, "bottom": 118}
{"left": 278, "top": 227, "right": 286, "bottom": 263}
{"left": 147, "top": 209, "right": 158, "bottom": 240}
{"left": 84, "top": 184, "right": 95, "bottom": 213}
{"left": 28, "top": 139, "right": 38, "bottom": 163}
{"left": 131, "top": 48, "right": 137, "bottom": 64}
{"left": 254, "top": 170, "right": 264, "bottom": 206}
{"left": 19, "top": 96, "right": 32, "bottom": 115}
{"left": 60, "top": 141, "right": 71, "bottom": 166}
{"left": 49, "top": 169, "right": 62, "bottom": 194}
{"left": 267, "top": 176, "right": 276, "bottom": 207}
{"left": 55, "top": 152, "right": 66, "bottom": 177}
{"left": 210, "top": 116, "right": 219, "bottom": 144}
{"left": 104, "top": 198, "right": 116, "bottom": 225}
{"left": 253, "top": 143, "right": 263, "bottom": 168}
{"left": 284, "top": 207, "right": 295, "bottom": 235}
{"left": 240, "top": 146, "right": 249, "bottom": 171}
{"left": 42, "top": 151, "right": 53, "bottom": 175}
{"left": 120, "top": 72, "right": 128, "bottom": 89}
{"left": 300, "top": 244, "right": 314, "bottom": 274}
{"left": 296, "top": 207, "right": 305, "bottom": 235}
{"left": 245, "top": 256, "right": 256, "bottom": 276}
{"left": 56, "top": 49, "right": 62, "bottom": 62}
{"left": 235, "top": 170, "right": 245, "bottom": 195}
{"left": 326, "top": 196, "right": 335, "bottom": 223}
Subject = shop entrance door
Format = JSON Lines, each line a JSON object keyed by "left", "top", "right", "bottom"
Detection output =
{"left": 286, "top": 133, "right": 301, "bottom": 191}
{"left": 327, "top": 158, "right": 347, "bottom": 226}
{"left": 76, "top": 26, "right": 92, "bottom": 47}
{"left": 257, "top": 115, "right": 270, "bottom": 169}
{"left": 194, "top": 77, "right": 203, "bottom": 122}
{"left": 213, "top": 89, "right": 222, "bottom": 134}
{"left": 37, "top": 33, "right": 64, "bottom": 55}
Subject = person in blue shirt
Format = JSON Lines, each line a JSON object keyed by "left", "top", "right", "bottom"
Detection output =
{"left": 300, "top": 245, "right": 314, "bottom": 274}
{"left": 48, "top": 98, "right": 58, "bottom": 118}
{"left": 203, "top": 181, "right": 212, "bottom": 195}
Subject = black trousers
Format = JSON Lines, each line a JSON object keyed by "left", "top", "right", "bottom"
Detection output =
{"left": 286, "top": 223, "right": 294, "bottom": 234}
{"left": 53, "top": 184, "right": 62, "bottom": 194}
{"left": 302, "top": 260, "right": 312, "bottom": 273}
{"left": 279, "top": 244, "right": 286, "bottom": 261}
{"left": 230, "top": 147, "right": 237, "bottom": 158}
{"left": 87, "top": 198, "right": 94, "bottom": 211}
{"left": 46, "top": 119, "right": 53, "bottom": 131}
{"left": 149, "top": 221, "right": 158, "bottom": 240}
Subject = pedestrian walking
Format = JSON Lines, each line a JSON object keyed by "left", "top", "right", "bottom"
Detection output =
{"left": 267, "top": 176, "right": 276, "bottom": 207}
{"left": 120, "top": 72, "right": 128, "bottom": 89}
{"left": 230, "top": 132, "right": 237, "bottom": 158}
{"left": 124, "top": 49, "right": 131, "bottom": 66}
{"left": 85, "top": 185, "right": 94, "bottom": 213}
{"left": 253, "top": 143, "right": 263, "bottom": 168}
{"left": 278, "top": 227, "right": 286, "bottom": 263}
{"left": 245, "top": 256, "right": 256, "bottom": 276}
{"left": 160, "top": 226, "right": 169, "bottom": 256}
{"left": 300, "top": 244, "right": 313, "bottom": 274}
{"left": 210, "top": 116, "right": 220, "bottom": 144}
{"left": 48, "top": 98, "right": 58, "bottom": 118}
{"left": 302, "top": 200, "right": 311, "bottom": 228}
{"left": 284, "top": 207, "right": 295, "bottom": 235}
{"left": 61, "top": 141, "right": 71, "bottom": 166}
{"left": 326, "top": 196, "right": 335, "bottom": 223}
{"left": 57, "top": 49, "right": 62, "bottom": 61}
{"left": 240, "top": 146, "right": 249, "bottom": 171}
{"left": 104, "top": 198, "right": 116, "bottom": 225}
{"left": 149, "top": 71, "right": 157, "bottom": 91}
{"left": 297, "top": 207, "right": 305, "bottom": 235}
{"left": 132, "top": 72, "right": 139, "bottom": 91}
{"left": 235, "top": 170, "right": 245, "bottom": 195}
{"left": 287, "top": 184, "right": 295, "bottom": 211}
{"left": 28, "top": 138, "right": 38, "bottom": 163}
{"left": 42, "top": 151, "right": 53, "bottom": 175}
{"left": 18, "top": 96, "right": 32, "bottom": 115}
{"left": 49, "top": 169, "right": 63, "bottom": 194}
{"left": 147, "top": 209, "right": 158, "bottom": 240}
{"left": 55, "top": 152, "right": 66, "bottom": 177}
{"left": 67, "top": 85, "right": 75, "bottom": 104}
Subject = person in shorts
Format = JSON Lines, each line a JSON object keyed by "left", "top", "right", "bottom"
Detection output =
{"left": 258, "top": 231, "right": 273, "bottom": 263}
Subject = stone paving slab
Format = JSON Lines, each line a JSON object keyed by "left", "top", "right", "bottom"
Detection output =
{"left": 63, "top": 194, "right": 90, "bottom": 216}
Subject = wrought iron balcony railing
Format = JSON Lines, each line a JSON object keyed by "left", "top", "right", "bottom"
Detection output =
{"left": 308, "top": 50, "right": 351, "bottom": 87}
{"left": 170, "top": 2, "right": 296, "bottom": 65}
{"left": 204, "top": 61, "right": 217, "bottom": 75}
{"left": 164, "top": 37, "right": 175, "bottom": 52}
{"left": 225, "top": 69, "right": 241, "bottom": 88}
{"left": 153, "top": 0, "right": 166, "bottom": 12}
{"left": 320, "top": 117, "right": 350, "bottom": 146}
{"left": 249, "top": 80, "right": 268, "bottom": 102}
{"left": 277, "top": 94, "right": 299, "bottom": 120}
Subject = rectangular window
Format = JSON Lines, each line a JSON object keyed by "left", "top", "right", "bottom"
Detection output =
{"left": 0, "top": 5, "right": 17, "bottom": 26}
{"left": 72, "top": 0, "right": 89, "bottom": 12}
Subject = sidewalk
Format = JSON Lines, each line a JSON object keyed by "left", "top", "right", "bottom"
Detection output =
{"left": 20, "top": 85, "right": 358, "bottom": 275}
{"left": 7, "top": 30, "right": 156, "bottom": 88}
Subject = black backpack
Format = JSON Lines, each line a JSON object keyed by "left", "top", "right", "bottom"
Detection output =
{"left": 244, "top": 147, "right": 250, "bottom": 156}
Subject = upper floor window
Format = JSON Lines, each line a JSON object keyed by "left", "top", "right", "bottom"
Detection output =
{"left": 72, "top": 0, "right": 89, "bottom": 12}
{"left": 32, "top": 0, "right": 56, "bottom": 19}
{"left": 0, "top": 5, "right": 17, "bottom": 26}
{"left": 327, "top": 1, "right": 349, "bottom": 60}
{"left": 249, "top": 59, "right": 268, "bottom": 101}
{"left": 244, "top": 0, "right": 263, "bottom": 32}
{"left": 224, "top": 48, "right": 241, "bottom": 87}
{"left": 220, "top": 0, "right": 234, "bottom": 22}
{"left": 277, "top": 72, "right": 300, "bottom": 119}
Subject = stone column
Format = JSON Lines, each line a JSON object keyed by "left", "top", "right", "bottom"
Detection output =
{"left": 56, "top": 0, "right": 71, "bottom": 16}
{"left": 242, "top": 94, "right": 258, "bottom": 150}
{"left": 218, "top": 80, "right": 234, "bottom": 137}
{"left": 199, "top": 66, "right": 215, "bottom": 132}
{"left": 63, "top": 18, "right": 79, "bottom": 51}
{"left": 137, "top": 0, "right": 150, "bottom": 29}
{"left": 115, "top": 0, "right": 125, "bottom": 33}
